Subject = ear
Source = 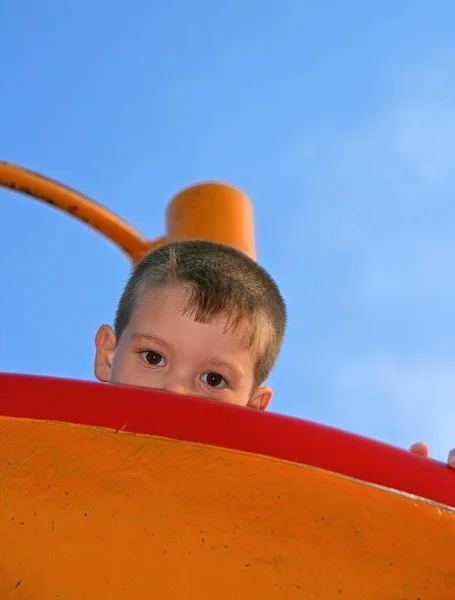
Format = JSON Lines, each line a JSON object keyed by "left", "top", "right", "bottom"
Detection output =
{"left": 247, "top": 386, "right": 272, "bottom": 411}
{"left": 94, "top": 324, "right": 116, "bottom": 382}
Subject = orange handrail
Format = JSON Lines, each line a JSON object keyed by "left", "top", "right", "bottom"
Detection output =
{"left": 0, "top": 161, "right": 256, "bottom": 263}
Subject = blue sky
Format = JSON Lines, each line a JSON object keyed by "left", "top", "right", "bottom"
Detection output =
{"left": 1, "top": 1, "right": 455, "bottom": 461}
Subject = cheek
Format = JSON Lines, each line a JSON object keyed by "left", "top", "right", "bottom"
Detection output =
{"left": 220, "top": 386, "right": 252, "bottom": 407}
{"left": 109, "top": 350, "right": 140, "bottom": 385}
{"left": 228, "top": 396, "right": 249, "bottom": 407}
{"left": 109, "top": 351, "right": 166, "bottom": 390}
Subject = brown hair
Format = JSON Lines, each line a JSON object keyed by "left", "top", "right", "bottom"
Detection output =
{"left": 114, "top": 240, "right": 287, "bottom": 386}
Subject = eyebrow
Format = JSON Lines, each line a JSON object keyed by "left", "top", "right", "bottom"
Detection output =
{"left": 131, "top": 332, "right": 174, "bottom": 353}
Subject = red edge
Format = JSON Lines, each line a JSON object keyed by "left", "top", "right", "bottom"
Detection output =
{"left": 1, "top": 373, "right": 454, "bottom": 508}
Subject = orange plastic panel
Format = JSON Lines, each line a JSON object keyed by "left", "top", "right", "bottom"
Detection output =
{"left": 167, "top": 182, "right": 256, "bottom": 259}
{"left": 1, "top": 416, "right": 454, "bottom": 599}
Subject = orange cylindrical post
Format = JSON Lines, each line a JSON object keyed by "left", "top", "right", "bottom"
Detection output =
{"left": 166, "top": 183, "right": 256, "bottom": 260}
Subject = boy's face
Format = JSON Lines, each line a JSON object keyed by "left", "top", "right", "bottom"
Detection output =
{"left": 94, "top": 286, "right": 272, "bottom": 410}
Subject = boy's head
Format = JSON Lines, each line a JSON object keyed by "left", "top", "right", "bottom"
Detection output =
{"left": 94, "top": 240, "right": 286, "bottom": 409}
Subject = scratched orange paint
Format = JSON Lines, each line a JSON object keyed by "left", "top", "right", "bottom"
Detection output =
{"left": 1, "top": 416, "right": 455, "bottom": 599}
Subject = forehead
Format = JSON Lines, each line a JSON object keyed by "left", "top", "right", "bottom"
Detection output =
{"left": 129, "top": 286, "right": 254, "bottom": 351}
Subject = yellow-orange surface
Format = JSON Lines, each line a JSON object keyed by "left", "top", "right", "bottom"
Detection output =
{"left": 1, "top": 416, "right": 454, "bottom": 599}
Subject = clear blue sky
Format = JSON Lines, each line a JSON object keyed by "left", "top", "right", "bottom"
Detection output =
{"left": 2, "top": 1, "right": 455, "bottom": 461}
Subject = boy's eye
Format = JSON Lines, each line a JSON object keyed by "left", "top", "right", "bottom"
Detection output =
{"left": 201, "top": 372, "right": 227, "bottom": 388}
{"left": 141, "top": 350, "right": 166, "bottom": 367}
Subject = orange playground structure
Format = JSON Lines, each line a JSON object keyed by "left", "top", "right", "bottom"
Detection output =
{"left": 1, "top": 160, "right": 454, "bottom": 599}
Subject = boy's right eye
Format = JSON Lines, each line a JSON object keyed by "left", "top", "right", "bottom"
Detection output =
{"left": 140, "top": 350, "right": 166, "bottom": 367}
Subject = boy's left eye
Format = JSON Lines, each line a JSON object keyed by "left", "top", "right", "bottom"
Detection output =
{"left": 141, "top": 350, "right": 166, "bottom": 367}
{"left": 201, "top": 372, "right": 227, "bottom": 388}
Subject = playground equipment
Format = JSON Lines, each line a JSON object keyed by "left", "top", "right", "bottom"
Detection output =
{"left": 0, "top": 161, "right": 256, "bottom": 263}
{"left": 1, "top": 160, "right": 454, "bottom": 599}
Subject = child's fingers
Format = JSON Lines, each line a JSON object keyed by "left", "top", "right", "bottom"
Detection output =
{"left": 409, "top": 442, "right": 429, "bottom": 457}
{"left": 448, "top": 448, "right": 455, "bottom": 469}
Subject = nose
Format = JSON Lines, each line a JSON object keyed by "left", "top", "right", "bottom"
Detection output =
{"left": 162, "top": 368, "right": 194, "bottom": 397}
{"left": 163, "top": 383, "right": 193, "bottom": 396}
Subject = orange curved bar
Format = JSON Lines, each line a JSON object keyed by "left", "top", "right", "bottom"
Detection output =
{"left": 0, "top": 160, "right": 153, "bottom": 263}
{"left": 1, "top": 161, "right": 256, "bottom": 262}
{"left": 1, "top": 414, "right": 454, "bottom": 599}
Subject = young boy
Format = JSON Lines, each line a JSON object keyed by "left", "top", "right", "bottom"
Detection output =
{"left": 94, "top": 240, "right": 455, "bottom": 468}
{"left": 94, "top": 240, "right": 285, "bottom": 410}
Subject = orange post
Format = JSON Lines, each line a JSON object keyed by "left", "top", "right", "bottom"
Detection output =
{"left": 0, "top": 161, "right": 256, "bottom": 263}
{"left": 167, "top": 183, "right": 256, "bottom": 260}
